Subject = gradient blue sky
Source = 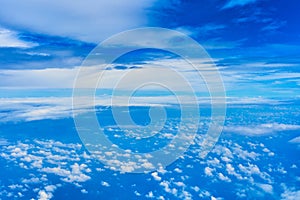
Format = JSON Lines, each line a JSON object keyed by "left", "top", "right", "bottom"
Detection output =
{"left": 0, "top": 0, "right": 299, "bottom": 98}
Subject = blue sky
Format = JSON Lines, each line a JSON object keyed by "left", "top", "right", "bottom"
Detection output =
{"left": 0, "top": 0, "right": 299, "bottom": 98}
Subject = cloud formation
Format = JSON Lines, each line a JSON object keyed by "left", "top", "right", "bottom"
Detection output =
{"left": 0, "top": 0, "right": 155, "bottom": 43}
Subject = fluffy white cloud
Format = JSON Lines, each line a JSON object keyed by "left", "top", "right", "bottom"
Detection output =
{"left": 151, "top": 172, "right": 162, "bottom": 181}
{"left": 218, "top": 172, "right": 231, "bottom": 182}
{"left": 0, "top": 0, "right": 155, "bottom": 43}
{"left": 37, "top": 190, "right": 53, "bottom": 200}
{"left": 0, "top": 139, "right": 91, "bottom": 192}
{"left": 204, "top": 167, "right": 214, "bottom": 176}
{"left": 101, "top": 181, "right": 110, "bottom": 187}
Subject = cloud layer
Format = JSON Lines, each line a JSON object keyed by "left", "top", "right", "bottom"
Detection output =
{"left": 0, "top": 0, "right": 155, "bottom": 43}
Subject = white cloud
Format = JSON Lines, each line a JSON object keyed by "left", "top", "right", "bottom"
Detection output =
{"left": 21, "top": 177, "right": 41, "bottom": 184}
{"left": 0, "top": 95, "right": 196, "bottom": 122}
{"left": 45, "top": 163, "right": 91, "bottom": 183}
{"left": 4, "top": 53, "right": 298, "bottom": 101}
{"left": 146, "top": 191, "right": 154, "bottom": 198}
{"left": 289, "top": 136, "right": 300, "bottom": 144}
{"left": 204, "top": 167, "right": 214, "bottom": 176}
{"left": 81, "top": 189, "right": 88, "bottom": 194}
{"left": 256, "top": 183, "right": 273, "bottom": 194}
{"left": 0, "top": 139, "right": 91, "bottom": 191}
{"left": 0, "top": 97, "right": 74, "bottom": 122}
{"left": 101, "top": 181, "right": 110, "bottom": 187}
{"left": 0, "top": 28, "right": 36, "bottom": 48}
{"left": 224, "top": 123, "right": 300, "bottom": 136}
{"left": 226, "top": 97, "right": 282, "bottom": 105}
{"left": 0, "top": 57, "right": 218, "bottom": 90}
{"left": 0, "top": 0, "right": 155, "bottom": 43}
{"left": 289, "top": 136, "right": 300, "bottom": 147}
{"left": 218, "top": 172, "right": 231, "bottom": 182}
{"left": 37, "top": 190, "right": 53, "bottom": 200}
{"left": 0, "top": 68, "right": 78, "bottom": 88}
{"left": 151, "top": 172, "right": 162, "bottom": 181}
{"left": 226, "top": 163, "right": 235, "bottom": 175}
{"left": 281, "top": 188, "right": 300, "bottom": 200}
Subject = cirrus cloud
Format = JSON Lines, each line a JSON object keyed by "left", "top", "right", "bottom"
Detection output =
{"left": 0, "top": 27, "right": 36, "bottom": 48}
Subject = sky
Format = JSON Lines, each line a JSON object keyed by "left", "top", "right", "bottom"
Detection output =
{"left": 0, "top": 0, "right": 299, "bottom": 99}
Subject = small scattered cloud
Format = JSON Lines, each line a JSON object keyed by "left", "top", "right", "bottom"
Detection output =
{"left": 0, "top": 127, "right": 297, "bottom": 199}
{"left": 37, "top": 190, "right": 52, "bottom": 200}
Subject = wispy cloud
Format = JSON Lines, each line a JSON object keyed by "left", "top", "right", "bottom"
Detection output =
{"left": 289, "top": 136, "right": 300, "bottom": 145}
{"left": 222, "top": 0, "right": 258, "bottom": 9}
{"left": 0, "top": 95, "right": 291, "bottom": 123}
{"left": 0, "top": 68, "right": 78, "bottom": 88}
{"left": 1, "top": 55, "right": 299, "bottom": 99}
{"left": 261, "top": 21, "right": 286, "bottom": 32}
{"left": 224, "top": 123, "right": 300, "bottom": 136}
{"left": 0, "top": 27, "right": 36, "bottom": 48}
{"left": 201, "top": 38, "right": 245, "bottom": 50}
{"left": 0, "top": 57, "right": 221, "bottom": 90}
{"left": 176, "top": 24, "right": 226, "bottom": 37}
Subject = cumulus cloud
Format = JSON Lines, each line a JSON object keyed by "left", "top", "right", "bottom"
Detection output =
{"left": 204, "top": 167, "right": 214, "bottom": 176}
{"left": 0, "top": 139, "right": 91, "bottom": 190}
{"left": 151, "top": 172, "right": 162, "bottom": 181}
{"left": 0, "top": 0, "right": 155, "bottom": 43}
{"left": 101, "top": 181, "right": 110, "bottom": 187}
{"left": 0, "top": 130, "right": 297, "bottom": 199}
{"left": 37, "top": 190, "right": 53, "bottom": 200}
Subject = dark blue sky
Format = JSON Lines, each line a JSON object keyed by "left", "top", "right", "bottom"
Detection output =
{"left": 152, "top": 0, "right": 300, "bottom": 45}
